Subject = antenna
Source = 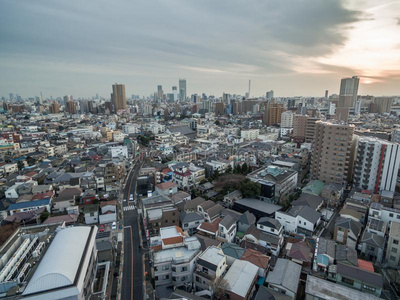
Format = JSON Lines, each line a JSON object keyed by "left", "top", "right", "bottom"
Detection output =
{"left": 248, "top": 80, "right": 251, "bottom": 97}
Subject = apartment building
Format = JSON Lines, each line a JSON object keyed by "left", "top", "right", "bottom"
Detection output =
{"left": 369, "top": 202, "right": 400, "bottom": 225}
{"left": 386, "top": 221, "right": 400, "bottom": 267}
{"left": 281, "top": 111, "right": 294, "bottom": 128}
{"left": 305, "top": 117, "right": 320, "bottom": 143}
{"left": 311, "top": 120, "right": 355, "bottom": 185}
{"left": 353, "top": 137, "right": 400, "bottom": 193}
{"left": 153, "top": 236, "right": 201, "bottom": 288}
{"left": 293, "top": 114, "right": 308, "bottom": 141}
{"left": 263, "top": 103, "right": 285, "bottom": 126}
{"left": 240, "top": 129, "right": 259, "bottom": 141}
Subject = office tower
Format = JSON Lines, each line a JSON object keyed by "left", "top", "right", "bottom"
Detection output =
{"left": 16, "top": 94, "right": 22, "bottom": 102}
{"left": 287, "top": 99, "right": 296, "bottom": 109}
{"left": 105, "top": 101, "right": 113, "bottom": 113}
{"left": 266, "top": 90, "right": 274, "bottom": 100}
{"left": 339, "top": 76, "right": 359, "bottom": 108}
{"left": 305, "top": 117, "right": 320, "bottom": 143}
{"left": 66, "top": 100, "right": 77, "bottom": 114}
{"left": 215, "top": 102, "right": 225, "bottom": 116}
{"left": 50, "top": 101, "right": 60, "bottom": 113}
{"left": 193, "top": 94, "right": 200, "bottom": 104}
{"left": 355, "top": 99, "right": 362, "bottom": 115}
{"left": 172, "top": 86, "right": 178, "bottom": 101}
{"left": 372, "top": 97, "right": 393, "bottom": 114}
{"left": 179, "top": 79, "right": 186, "bottom": 101}
{"left": 248, "top": 80, "right": 251, "bottom": 98}
{"left": 223, "top": 93, "right": 230, "bottom": 104}
{"left": 111, "top": 83, "right": 127, "bottom": 112}
{"left": 263, "top": 103, "right": 285, "bottom": 126}
{"left": 311, "top": 120, "right": 355, "bottom": 185}
{"left": 293, "top": 115, "right": 308, "bottom": 141}
{"left": 9, "top": 93, "right": 14, "bottom": 101}
{"left": 157, "top": 85, "right": 163, "bottom": 100}
{"left": 280, "top": 111, "right": 294, "bottom": 128}
{"left": 80, "top": 100, "right": 90, "bottom": 113}
{"left": 63, "top": 95, "right": 71, "bottom": 107}
{"left": 353, "top": 137, "right": 400, "bottom": 193}
{"left": 328, "top": 102, "right": 336, "bottom": 115}
{"left": 325, "top": 90, "right": 329, "bottom": 98}
{"left": 242, "top": 100, "right": 257, "bottom": 114}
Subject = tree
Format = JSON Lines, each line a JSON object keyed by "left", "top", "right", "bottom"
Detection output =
{"left": 214, "top": 120, "right": 220, "bottom": 126}
{"left": 239, "top": 178, "right": 261, "bottom": 198}
{"left": 226, "top": 165, "right": 232, "bottom": 174}
{"left": 233, "top": 164, "right": 242, "bottom": 174}
{"left": 212, "top": 169, "right": 220, "bottom": 180}
{"left": 40, "top": 210, "right": 50, "bottom": 223}
{"left": 17, "top": 161, "right": 25, "bottom": 171}
{"left": 241, "top": 163, "right": 248, "bottom": 175}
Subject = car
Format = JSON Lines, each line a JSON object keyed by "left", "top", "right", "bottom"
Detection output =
{"left": 129, "top": 195, "right": 134, "bottom": 201}
{"left": 112, "top": 222, "right": 117, "bottom": 230}
{"left": 99, "top": 224, "right": 105, "bottom": 232}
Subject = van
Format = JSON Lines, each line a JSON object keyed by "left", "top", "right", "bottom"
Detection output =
{"left": 112, "top": 222, "right": 117, "bottom": 230}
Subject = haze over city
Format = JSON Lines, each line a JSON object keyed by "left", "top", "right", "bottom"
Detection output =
{"left": 1, "top": 0, "right": 400, "bottom": 98}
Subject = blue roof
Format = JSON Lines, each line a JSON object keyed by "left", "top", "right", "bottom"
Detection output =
{"left": 257, "top": 276, "right": 265, "bottom": 285}
{"left": 8, "top": 198, "right": 51, "bottom": 211}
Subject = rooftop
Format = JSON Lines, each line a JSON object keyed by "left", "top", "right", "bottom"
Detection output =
{"left": 223, "top": 260, "right": 259, "bottom": 298}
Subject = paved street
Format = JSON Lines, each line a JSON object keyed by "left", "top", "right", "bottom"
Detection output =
{"left": 121, "top": 160, "right": 144, "bottom": 300}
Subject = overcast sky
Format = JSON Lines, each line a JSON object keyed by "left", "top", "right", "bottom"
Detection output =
{"left": 1, "top": 0, "right": 399, "bottom": 98}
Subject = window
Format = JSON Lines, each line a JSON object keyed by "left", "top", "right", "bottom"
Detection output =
{"left": 163, "top": 275, "right": 169, "bottom": 280}
{"left": 342, "top": 277, "right": 354, "bottom": 285}
{"left": 397, "top": 215, "right": 400, "bottom": 220}
{"left": 271, "top": 228, "right": 275, "bottom": 232}
{"left": 394, "top": 239, "right": 399, "bottom": 245}
{"left": 389, "top": 213, "right": 394, "bottom": 217}
{"left": 181, "top": 276, "right": 187, "bottom": 281}
{"left": 154, "top": 266, "right": 158, "bottom": 272}
{"left": 260, "top": 225, "right": 264, "bottom": 229}
{"left": 390, "top": 255, "right": 396, "bottom": 261}
{"left": 202, "top": 267, "right": 208, "bottom": 274}
{"left": 392, "top": 247, "right": 398, "bottom": 254}
{"left": 184, "top": 223, "right": 188, "bottom": 228}
{"left": 363, "top": 284, "right": 376, "bottom": 292}
{"left": 162, "top": 265, "right": 169, "bottom": 271}
{"left": 155, "top": 276, "right": 159, "bottom": 281}
{"left": 172, "top": 267, "right": 176, "bottom": 272}
{"left": 181, "top": 266, "right": 188, "bottom": 272}
{"left": 196, "top": 276, "right": 201, "bottom": 283}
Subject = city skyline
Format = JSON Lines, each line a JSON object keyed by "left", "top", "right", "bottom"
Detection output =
{"left": 1, "top": 0, "right": 400, "bottom": 98}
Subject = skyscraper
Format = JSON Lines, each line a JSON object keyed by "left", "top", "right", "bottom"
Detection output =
{"left": 179, "top": 79, "right": 186, "bottom": 101}
{"left": 111, "top": 83, "right": 127, "bottom": 112}
{"left": 157, "top": 85, "right": 163, "bottom": 100}
{"left": 339, "top": 76, "right": 359, "bottom": 108}
{"left": 172, "top": 86, "right": 178, "bottom": 101}
{"left": 311, "top": 120, "right": 355, "bottom": 185}
{"left": 266, "top": 90, "right": 274, "bottom": 100}
{"left": 263, "top": 103, "right": 285, "bottom": 126}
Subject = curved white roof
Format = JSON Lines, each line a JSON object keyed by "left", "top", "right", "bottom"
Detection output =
{"left": 23, "top": 226, "right": 92, "bottom": 295}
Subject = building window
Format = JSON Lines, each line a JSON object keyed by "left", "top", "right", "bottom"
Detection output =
{"left": 163, "top": 265, "right": 169, "bottom": 271}
{"left": 164, "top": 275, "right": 169, "bottom": 280}
{"left": 172, "top": 267, "right": 176, "bottom": 272}
{"left": 202, "top": 267, "right": 208, "bottom": 274}
{"left": 155, "top": 276, "right": 158, "bottom": 281}
{"left": 342, "top": 277, "right": 354, "bottom": 285}
{"left": 181, "top": 266, "right": 188, "bottom": 272}
{"left": 392, "top": 247, "right": 398, "bottom": 254}
{"left": 181, "top": 276, "right": 187, "bottom": 281}
{"left": 389, "top": 213, "right": 394, "bottom": 217}
{"left": 394, "top": 239, "right": 399, "bottom": 245}
{"left": 390, "top": 255, "right": 396, "bottom": 261}
{"left": 196, "top": 276, "right": 201, "bottom": 283}
{"left": 363, "top": 284, "right": 376, "bottom": 292}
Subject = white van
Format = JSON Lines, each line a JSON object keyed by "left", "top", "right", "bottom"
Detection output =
{"left": 112, "top": 222, "right": 117, "bottom": 230}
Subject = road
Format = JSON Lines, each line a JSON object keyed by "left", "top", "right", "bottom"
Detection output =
{"left": 121, "top": 160, "right": 144, "bottom": 300}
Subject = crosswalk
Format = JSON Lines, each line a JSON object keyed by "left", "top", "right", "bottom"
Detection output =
{"left": 123, "top": 205, "right": 136, "bottom": 211}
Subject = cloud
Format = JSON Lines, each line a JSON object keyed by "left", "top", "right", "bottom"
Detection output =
{"left": 0, "top": 0, "right": 396, "bottom": 97}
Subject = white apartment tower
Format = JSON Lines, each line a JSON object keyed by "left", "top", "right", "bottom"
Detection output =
{"left": 353, "top": 137, "right": 400, "bottom": 193}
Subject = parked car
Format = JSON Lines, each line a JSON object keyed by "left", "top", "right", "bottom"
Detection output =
{"left": 112, "top": 222, "right": 117, "bottom": 230}
{"left": 99, "top": 224, "right": 105, "bottom": 232}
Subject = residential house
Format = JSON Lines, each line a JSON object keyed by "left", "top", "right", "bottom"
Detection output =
{"left": 306, "top": 275, "right": 381, "bottom": 300}
{"left": 333, "top": 217, "right": 362, "bottom": 249}
{"left": 218, "top": 215, "right": 237, "bottom": 243}
{"left": 99, "top": 200, "right": 117, "bottom": 224}
{"left": 197, "top": 218, "right": 222, "bottom": 239}
{"left": 221, "top": 243, "right": 245, "bottom": 266}
{"left": 221, "top": 260, "right": 259, "bottom": 300}
{"left": 285, "top": 240, "right": 313, "bottom": 267}
{"left": 327, "top": 263, "right": 383, "bottom": 298}
{"left": 243, "top": 225, "right": 283, "bottom": 256}
{"left": 359, "top": 230, "right": 385, "bottom": 263}
{"left": 314, "top": 238, "right": 336, "bottom": 273}
{"left": 155, "top": 181, "right": 178, "bottom": 196}
{"left": 335, "top": 244, "right": 358, "bottom": 266}
{"left": 84, "top": 204, "right": 99, "bottom": 224}
{"left": 223, "top": 190, "right": 242, "bottom": 208}
{"left": 241, "top": 248, "right": 270, "bottom": 278}
{"left": 176, "top": 196, "right": 203, "bottom": 211}
{"left": 265, "top": 258, "right": 302, "bottom": 299}
{"left": 194, "top": 246, "right": 228, "bottom": 297}
{"left": 275, "top": 205, "right": 321, "bottom": 236}
{"left": 237, "top": 211, "right": 256, "bottom": 234}
{"left": 257, "top": 217, "right": 283, "bottom": 237}
{"left": 52, "top": 187, "right": 81, "bottom": 212}
{"left": 8, "top": 198, "right": 51, "bottom": 216}
{"left": 198, "top": 201, "right": 223, "bottom": 222}
{"left": 180, "top": 212, "right": 204, "bottom": 235}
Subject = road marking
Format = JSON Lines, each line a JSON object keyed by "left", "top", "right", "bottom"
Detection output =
{"left": 129, "top": 225, "right": 134, "bottom": 300}
{"left": 124, "top": 205, "right": 136, "bottom": 211}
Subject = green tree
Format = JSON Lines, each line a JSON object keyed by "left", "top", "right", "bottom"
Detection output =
{"left": 17, "top": 161, "right": 25, "bottom": 171}
{"left": 40, "top": 210, "right": 50, "bottom": 223}
{"left": 241, "top": 163, "right": 248, "bottom": 174}
{"left": 226, "top": 165, "right": 232, "bottom": 174}
{"left": 239, "top": 178, "right": 261, "bottom": 198}
{"left": 215, "top": 120, "right": 220, "bottom": 126}
{"left": 234, "top": 164, "right": 242, "bottom": 174}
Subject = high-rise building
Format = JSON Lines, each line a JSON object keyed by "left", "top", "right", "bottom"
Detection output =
{"left": 111, "top": 83, "right": 127, "bottom": 112}
{"left": 392, "top": 129, "right": 400, "bottom": 144}
{"left": 179, "top": 79, "right": 187, "bottom": 101}
{"left": 353, "top": 137, "right": 400, "bottom": 193}
{"left": 263, "top": 103, "right": 285, "bottom": 126}
{"left": 305, "top": 117, "right": 320, "bottom": 143}
{"left": 325, "top": 90, "right": 329, "bottom": 98}
{"left": 49, "top": 101, "right": 60, "bottom": 113}
{"left": 293, "top": 115, "right": 308, "bottom": 141}
{"left": 372, "top": 97, "right": 393, "bottom": 115}
{"left": 280, "top": 111, "right": 294, "bottom": 128}
{"left": 63, "top": 95, "right": 71, "bottom": 107}
{"left": 172, "top": 86, "right": 178, "bottom": 101}
{"left": 355, "top": 99, "right": 362, "bottom": 115}
{"left": 339, "top": 76, "right": 359, "bottom": 108}
{"left": 287, "top": 99, "right": 296, "bottom": 109}
{"left": 66, "top": 100, "right": 77, "bottom": 114}
{"left": 215, "top": 102, "right": 225, "bottom": 116}
{"left": 311, "top": 120, "right": 355, "bottom": 185}
{"left": 266, "top": 90, "right": 274, "bottom": 100}
{"left": 157, "top": 85, "right": 163, "bottom": 100}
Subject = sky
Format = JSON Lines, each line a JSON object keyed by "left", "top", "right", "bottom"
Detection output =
{"left": 0, "top": 0, "right": 400, "bottom": 99}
